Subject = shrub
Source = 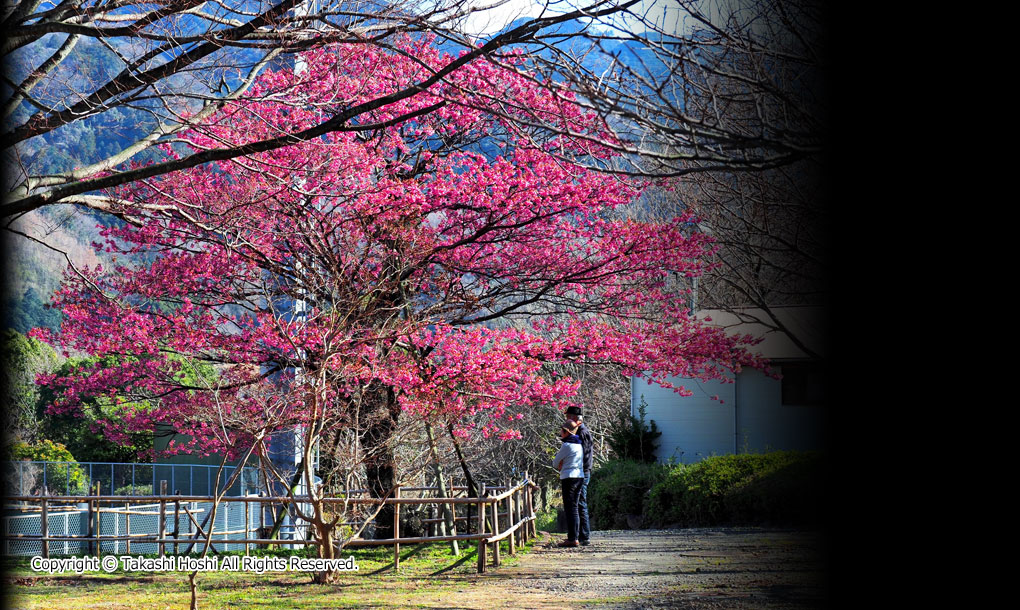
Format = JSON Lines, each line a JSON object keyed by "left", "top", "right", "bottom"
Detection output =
{"left": 9, "top": 440, "right": 89, "bottom": 495}
{"left": 645, "top": 451, "right": 824, "bottom": 527}
{"left": 723, "top": 453, "right": 826, "bottom": 526}
{"left": 587, "top": 459, "right": 668, "bottom": 530}
{"left": 606, "top": 395, "right": 661, "bottom": 462}
{"left": 113, "top": 484, "right": 153, "bottom": 496}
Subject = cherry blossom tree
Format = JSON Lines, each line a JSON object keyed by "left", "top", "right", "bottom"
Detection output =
{"left": 32, "top": 36, "right": 766, "bottom": 580}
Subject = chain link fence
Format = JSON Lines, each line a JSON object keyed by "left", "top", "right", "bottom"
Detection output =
{"left": 2, "top": 461, "right": 275, "bottom": 557}
{"left": 3, "top": 460, "right": 261, "bottom": 497}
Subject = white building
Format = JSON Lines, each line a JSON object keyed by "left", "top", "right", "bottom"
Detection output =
{"left": 631, "top": 306, "right": 828, "bottom": 463}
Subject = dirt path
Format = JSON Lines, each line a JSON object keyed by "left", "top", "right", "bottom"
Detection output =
{"left": 439, "top": 528, "right": 828, "bottom": 609}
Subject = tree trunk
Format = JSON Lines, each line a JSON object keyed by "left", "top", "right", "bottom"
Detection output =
{"left": 425, "top": 423, "right": 458, "bottom": 555}
{"left": 359, "top": 386, "right": 399, "bottom": 539}
{"left": 311, "top": 518, "right": 338, "bottom": 584}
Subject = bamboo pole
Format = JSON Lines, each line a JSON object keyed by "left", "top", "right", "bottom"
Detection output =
{"left": 527, "top": 480, "right": 536, "bottom": 539}
{"left": 507, "top": 479, "right": 515, "bottom": 556}
{"left": 476, "top": 483, "right": 486, "bottom": 573}
{"left": 244, "top": 498, "right": 250, "bottom": 556}
{"left": 492, "top": 482, "right": 500, "bottom": 568}
{"left": 522, "top": 473, "right": 530, "bottom": 541}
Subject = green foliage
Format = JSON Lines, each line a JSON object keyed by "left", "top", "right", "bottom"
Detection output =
{"left": 534, "top": 505, "right": 561, "bottom": 533}
{"left": 587, "top": 459, "right": 668, "bottom": 530}
{"left": 113, "top": 484, "right": 153, "bottom": 496}
{"left": 10, "top": 438, "right": 74, "bottom": 462}
{"left": 606, "top": 395, "right": 661, "bottom": 462}
{"left": 36, "top": 355, "right": 153, "bottom": 463}
{"left": 1, "top": 328, "right": 62, "bottom": 445}
{"left": 36, "top": 353, "right": 214, "bottom": 463}
{"left": 9, "top": 439, "right": 88, "bottom": 494}
{"left": 645, "top": 451, "right": 824, "bottom": 527}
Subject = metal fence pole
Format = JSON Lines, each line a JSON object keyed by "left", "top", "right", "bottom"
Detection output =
{"left": 87, "top": 483, "right": 95, "bottom": 555}
{"left": 126, "top": 501, "right": 131, "bottom": 554}
{"left": 114, "top": 499, "right": 119, "bottom": 555}
{"left": 95, "top": 482, "right": 102, "bottom": 559}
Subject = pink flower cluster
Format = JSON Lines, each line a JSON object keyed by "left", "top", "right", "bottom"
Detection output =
{"left": 35, "top": 39, "right": 764, "bottom": 456}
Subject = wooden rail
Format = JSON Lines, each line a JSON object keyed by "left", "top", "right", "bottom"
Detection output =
{"left": 2, "top": 474, "right": 540, "bottom": 574}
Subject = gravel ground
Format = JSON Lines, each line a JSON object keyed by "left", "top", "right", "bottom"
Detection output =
{"left": 444, "top": 528, "right": 829, "bottom": 610}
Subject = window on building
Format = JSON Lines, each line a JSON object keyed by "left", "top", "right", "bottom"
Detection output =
{"left": 780, "top": 362, "right": 826, "bottom": 406}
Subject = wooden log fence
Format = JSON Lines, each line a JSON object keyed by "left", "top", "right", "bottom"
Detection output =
{"left": 2, "top": 474, "right": 540, "bottom": 574}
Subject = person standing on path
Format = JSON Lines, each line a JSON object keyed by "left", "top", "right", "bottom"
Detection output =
{"left": 552, "top": 420, "right": 584, "bottom": 548}
{"left": 565, "top": 405, "right": 593, "bottom": 546}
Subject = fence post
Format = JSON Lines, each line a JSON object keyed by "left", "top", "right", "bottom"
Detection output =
{"left": 126, "top": 501, "right": 131, "bottom": 555}
{"left": 40, "top": 496, "right": 48, "bottom": 558}
{"left": 490, "top": 482, "right": 500, "bottom": 568}
{"left": 393, "top": 485, "right": 401, "bottom": 572}
{"left": 158, "top": 480, "right": 167, "bottom": 557}
{"left": 520, "top": 473, "right": 528, "bottom": 542}
{"left": 507, "top": 479, "right": 516, "bottom": 556}
{"left": 222, "top": 500, "right": 228, "bottom": 552}
{"left": 476, "top": 483, "right": 486, "bottom": 573}
{"left": 244, "top": 497, "right": 250, "bottom": 556}
{"left": 530, "top": 481, "right": 538, "bottom": 538}
{"left": 174, "top": 490, "right": 181, "bottom": 555}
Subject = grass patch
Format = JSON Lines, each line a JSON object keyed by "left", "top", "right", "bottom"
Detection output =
{"left": 4, "top": 537, "right": 538, "bottom": 609}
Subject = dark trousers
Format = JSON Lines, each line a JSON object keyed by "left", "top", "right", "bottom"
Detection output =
{"left": 561, "top": 477, "right": 583, "bottom": 542}
{"left": 578, "top": 472, "right": 591, "bottom": 542}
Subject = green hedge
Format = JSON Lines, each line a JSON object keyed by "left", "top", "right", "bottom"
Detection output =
{"left": 645, "top": 451, "right": 825, "bottom": 527}
{"left": 587, "top": 459, "right": 668, "bottom": 530}
{"left": 9, "top": 440, "right": 89, "bottom": 495}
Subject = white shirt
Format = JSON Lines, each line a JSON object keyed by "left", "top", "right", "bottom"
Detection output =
{"left": 552, "top": 441, "right": 584, "bottom": 479}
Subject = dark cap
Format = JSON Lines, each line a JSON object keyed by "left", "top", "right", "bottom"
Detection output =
{"left": 565, "top": 406, "right": 583, "bottom": 416}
